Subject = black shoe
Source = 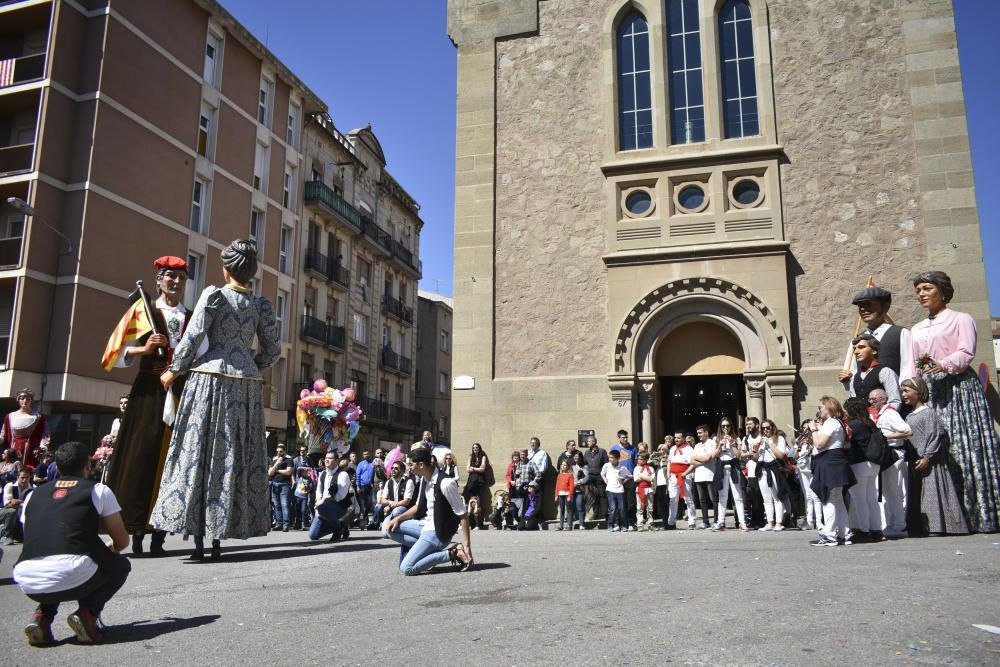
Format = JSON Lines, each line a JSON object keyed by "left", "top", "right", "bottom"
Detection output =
{"left": 131, "top": 534, "right": 144, "bottom": 556}
{"left": 187, "top": 550, "right": 205, "bottom": 561}
{"left": 341, "top": 527, "right": 350, "bottom": 540}
{"left": 149, "top": 543, "right": 167, "bottom": 557}
{"left": 210, "top": 540, "right": 221, "bottom": 561}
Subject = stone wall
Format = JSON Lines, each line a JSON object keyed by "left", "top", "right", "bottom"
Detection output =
{"left": 494, "top": 0, "right": 609, "bottom": 378}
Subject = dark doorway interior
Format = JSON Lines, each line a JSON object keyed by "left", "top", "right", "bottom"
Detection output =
{"left": 660, "top": 374, "right": 746, "bottom": 436}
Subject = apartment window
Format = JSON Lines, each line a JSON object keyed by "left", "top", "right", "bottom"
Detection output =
{"left": 397, "top": 332, "right": 405, "bottom": 356}
{"left": 720, "top": 0, "right": 759, "bottom": 138}
{"left": 667, "top": 0, "right": 705, "bottom": 144}
{"left": 287, "top": 102, "right": 300, "bottom": 148}
{"left": 283, "top": 166, "right": 295, "bottom": 209}
{"left": 278, "top": 225, "right": 291, "bottom": 274}
{"left": 357, "top": 257, "right": 371, "bottom": 302}
{"left": 204, "top": 32, "right": 223, "bottom": 86}
{"left": 617, "top": 11, "right": 653, "bottom": 150}
{"left": 304, "top": 285, "right": 317, "bottom": 319}
{"left": 395, "top": 382, "right": 403, "bottom": 405}
{"left": 247, "top": 278, "right": 260, "bottom": 297}
{"left": 3, "top": 214, "right": 25, "bottom": 239}
{"left": 381, "top": 325, "right": 390, "bottom": 349}
{"left": 439, "top": 372, "right": 449, "bottom": 395}
{"left": 440, "top": 330, "right": 450, "bottom": 353}
{"left": 276, "top": 289, "right": 289, "bottom": 341}
{"left": 185, "top": 252, "right": 204, "bottom": 309}
{"left": 190, "top": 177, "right": 208, "bottom": 233}
{"left": 0, "top": 283, "right": 15, "bottom": 367}
{"left": 270, "top": 357, "right": 286, "bottom": 409}
{"left": 258, "top": 76, "right": 274, "bottom": 126}
{"left": 329, "top": 297, "right": 341, "bottom": 325}
{"left": 353, "top": 312, "right": 369, "bottom": 345}
{"left": 197, "top": 103, "right": 215, "bottom": 158}
{"left": 249, "top": 207, "right": 263, "bottom": 249}
{"left": 253, "top": 143, "right": 268, "bottom": 191}
{"left": 300, "top": 356, "right": 313, "bottom": 383}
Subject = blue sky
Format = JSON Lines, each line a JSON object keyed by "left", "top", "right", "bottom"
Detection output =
{"left": 221, "top": 1, "right": 998, "bottom": 309}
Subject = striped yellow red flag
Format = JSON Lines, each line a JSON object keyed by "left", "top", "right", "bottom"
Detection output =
{"left": 101, "top": 298, "right": 153, "bottom": 371}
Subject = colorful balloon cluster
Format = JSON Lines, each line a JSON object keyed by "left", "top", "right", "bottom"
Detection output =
{"left": 295, "top": 379, "right": 363, "bottom": 455}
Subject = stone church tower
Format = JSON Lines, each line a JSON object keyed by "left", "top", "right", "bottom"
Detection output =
{"left": 447, "top": 0, "right": 991, "bottom": 456}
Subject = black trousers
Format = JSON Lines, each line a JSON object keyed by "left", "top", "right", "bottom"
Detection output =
{"left": 29, "top": 542, "right": 131, "bottom": 618}
{"left": 745, "top": 477, "right": 765, "bottom": 527}
{"left": 694, "top": 481, "right": 718, "bottom": 526}
{"left": 518, "top": 513, "right": 540, "bottom": 531}
{"left": 586, "top": 480, "right": 607, "bottom": 522}
{"left": 622, "top": 478, "right": 637, "bottom": 528}
{"left": 654, "top": 485, "right": 669, "bottom": 523}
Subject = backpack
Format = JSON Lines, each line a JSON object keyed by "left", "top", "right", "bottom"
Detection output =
{"left": 860, "top": 425, "right": 895, "bottom": 470}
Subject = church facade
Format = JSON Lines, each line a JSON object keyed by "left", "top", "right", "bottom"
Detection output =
{"left": 447, "top": 0, "right": 992, "bottom": 455}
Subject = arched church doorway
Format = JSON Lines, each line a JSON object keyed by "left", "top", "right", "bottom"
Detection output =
{"left": 655, "top": 322, "right": 747, "bottom": 438}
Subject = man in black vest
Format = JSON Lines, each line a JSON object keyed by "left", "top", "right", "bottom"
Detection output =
{"left": 846, "top": 333, "right": 902, "bottom": 410}
{"left": 839, "top": 286, "right": 915, "bottom": 385}
{"left": 13, "top": 441, "right": 130, "bottom": 646}
{"left": 383, "top": 447, "right": 472, "bottom": 575}
{"left": 370, "top": 460, "right": 413, "bottom": 529}
{"left": 308, "top": 450, "right": 352, "bottom": 542}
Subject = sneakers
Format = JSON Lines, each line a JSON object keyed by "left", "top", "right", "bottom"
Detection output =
{"left": 773, "top": 524, "right": 785, "bottom": 532}
{"left": 67, "top": 608, "right": 103, "bottom": 643}
{"left": 627, "top": 526, "right": 638, "bottom": 532}
{"left": 758, "top": 524, "right": 774, "bottom": 532}
{"left": 809, "top": 535, "right": 839, "bottom": 547}
{"left": 711, "top": 523, "right": 725, "bottom": 532}
{"left": 24, "top": 611, "right": 55, "bottom": 647}
{"left": 695, "top": 523, "right": 709, "bottom": 530}
{"left": 612, "top": 526, "right": 621, "bottom": 532}
{"left": 687, "top": 523, "right": 696, "bottom": 530}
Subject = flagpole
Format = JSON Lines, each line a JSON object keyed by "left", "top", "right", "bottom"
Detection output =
{"left": 136, "top": 280, "right": 166, "bottom": 358}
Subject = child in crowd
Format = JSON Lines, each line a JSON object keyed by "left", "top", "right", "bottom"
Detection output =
{"left": 601, "top": 450, "right": 629, "bottom": 532}
{"left": 633, "top": 452, "right": 655, "bottom": 531}
{"left": 293, "top": 467, "right": 314, "bottom": 531}
{"left": 490, "top": 491, "right": 516, "bottom": 530}
{"left": 554, "top": 460, "right": 575, "bottom": 530}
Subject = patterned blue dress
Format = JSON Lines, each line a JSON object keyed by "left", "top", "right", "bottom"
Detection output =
{"left": 150, "top": 285, "right": 280, "bottom": 541}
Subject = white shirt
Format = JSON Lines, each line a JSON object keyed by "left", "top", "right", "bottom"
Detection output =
{"left": 422, "top": 470, "right": 466, "bottom": 534}
{"left": 116, "top": 297, "right": 188, "bottom": 368}
{"left": 318, "top": 468, "right": 350, "bottom": 503}
{"left": 843, "top": 322, "right": 916, "bottom": 382}
{"left": 14, "top": 483, "right": 121, "bottom": 595}
{"left": 876, "top": 406, "right": 912, "bottom": 447}
{"left": 693, "top": 439, "right": 717, "bottom": 482}
{"left": 600, "top": 462, "right": 628, "bottom": 493}
{"left": 527, "top": 447, "right": 549, "bottom": 476}
{"left": 2, "top": 480, "right": 32, "bottom": 506}
{"left": 758, "top": 436, "right": 788, "bottom": 463}
{"left": 742, "top": 434, "right": 762, "bottom": 477}
{"left": 813, "top": 418, "right": 847, "bottom": 454}
{"left": 633, "top": 464, "right": 654, "bottom": 484}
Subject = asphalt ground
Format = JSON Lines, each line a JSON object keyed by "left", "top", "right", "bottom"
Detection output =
{"left": 2, "top": 523, "right": 1000, "bottom": 666}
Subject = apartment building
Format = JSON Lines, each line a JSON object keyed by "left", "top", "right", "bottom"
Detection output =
{"left": 415, "top": 290, "right": 452, "bottom": 445}
{"left": 297, "top": 113, "right": 424, "bottom": 453}
{"left": 0, "top": 0, "right": 329, "bottom": 446}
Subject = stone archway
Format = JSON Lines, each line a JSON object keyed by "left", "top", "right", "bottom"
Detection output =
{"left": 608, "top": 277, "right": 797, "bottom": 442}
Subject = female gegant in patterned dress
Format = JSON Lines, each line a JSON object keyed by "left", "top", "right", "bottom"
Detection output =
{"left": 151, "top": 240, "right": 280, "bottom": 560}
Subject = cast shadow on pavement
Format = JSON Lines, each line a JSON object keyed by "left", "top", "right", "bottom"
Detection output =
{"left": 99, "top": 614, "right": 221, "bottom": 644}
{"left": 421, "top": 562, "right": 511, "bottom": 574}
{"left": 0, "top": 576, "right": 14, "bottom": 586}
{"left": 186, "top": 542, "right": 395, "bottom": 564}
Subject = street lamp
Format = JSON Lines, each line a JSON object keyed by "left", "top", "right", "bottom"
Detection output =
{"left": 5, "top": 196, "right": 75, "bottom": 257}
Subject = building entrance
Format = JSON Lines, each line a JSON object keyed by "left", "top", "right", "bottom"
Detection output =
{"left": 659, "top": 374, "right": 746, "bottom": 437}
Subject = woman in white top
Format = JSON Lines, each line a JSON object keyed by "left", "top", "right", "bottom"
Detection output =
{"left": 806, "top": 396, "right": 856, "bottom": 546}
{"left": 712, "top": 417, "right": 749, "bottom": 532}
{"left": 755, "top": 419, "right": 789, "bottom": 531}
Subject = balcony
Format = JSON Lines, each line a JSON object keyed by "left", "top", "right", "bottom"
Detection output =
{"left": 379, "top": 347, "right": 412, "bottom": 375}
{"left": 0, "top": 53, "right": 45, "bottom": 89}
{"left": 389, "top": 239, "right": 421, "bottom": 277}
{"left": 360, "top": 215, "right": 392, "bottom": 255}
{"left": 303, "top": 180, "right": 362, "bottom": 233}
{"left": 0, "top": 235, "right": 23, "bottom": 269}
{"left": 356, "top": 395, "right": 420, "bottom": 427}
{"left": 299, "top": 315, "right": 346, "bottom": 351}
{"left": 0, "top": 143, "right": 32, "bottom": 176}
{"left": 381, "top": 294, "right": 414, "bottom": 325}
{"left": 304, "top": 246, "right": 350, "bottom": 288}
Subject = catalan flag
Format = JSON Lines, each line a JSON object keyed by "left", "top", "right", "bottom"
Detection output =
{"left": 101, "top": 288, "right": 154, "bottom": 371}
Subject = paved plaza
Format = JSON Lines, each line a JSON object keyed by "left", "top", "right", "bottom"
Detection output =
{"left": 2, "top": 527, "right": 999, "bottom": 665}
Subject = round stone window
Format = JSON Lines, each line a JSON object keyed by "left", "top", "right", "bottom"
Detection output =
{"left": 730, "top": 177, "right": 764, "bottom": 208}
{"left": 624, "top": 189, "right": 653, "bottom": 217}
{"left": 676, "top": 184, "right": 708, "bottom": 213}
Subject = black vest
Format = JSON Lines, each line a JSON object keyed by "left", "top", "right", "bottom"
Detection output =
{"left": 873, "top": 325, "right": 902, "bottom": 377}
{"left": 18, "top": 477, "right": 99, "bottom": 563}
{"left": 432, "top": 473, "right": 461, "bottom": 543}
{"left": 319, "top": 470, "right": 350, "bottom": 508}
{"left": 387, "top": 477, "right": 407, "bottom": 502}
{"left": 413, "top": 476, "right": 429, "bottom": 519}
{"left": 852, "top": 363, "right": 885, "bottom": 402}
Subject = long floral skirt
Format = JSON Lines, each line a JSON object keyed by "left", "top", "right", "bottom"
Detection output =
{"left": 150, "top": 371, "right": 270, "bottom": 541}
{"left": 927, "top": 369, "right": 1000, "bottom": 533}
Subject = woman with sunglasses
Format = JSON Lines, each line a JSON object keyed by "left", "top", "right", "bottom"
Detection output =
{"left": 712, "top": 417, "right": 749, "bottom": 532}
{"left": 755, "top": 419, "right": 790, "bottom": 531}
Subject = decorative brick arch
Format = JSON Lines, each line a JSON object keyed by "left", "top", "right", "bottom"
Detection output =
{"left": 612, "top": 276, "right": 791, "bottom": 375}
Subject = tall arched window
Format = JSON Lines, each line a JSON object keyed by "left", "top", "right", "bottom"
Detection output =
{"left": 666, "top": 0, "right": 704, "bottom": 144}
{"left": 719, "top": 0, "right": 759, "bottom": 138}
{"left": 617, "top": 12, "right": 653, "bottom": 151}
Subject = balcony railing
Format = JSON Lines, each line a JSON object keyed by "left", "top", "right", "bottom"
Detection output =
{"left": 303, "top": 180, "right": 362, "bottom": 232}
{"left": 389, "top": 239, "right": 421, "bottom": 276}
{"left": 379, "top": 347, "right": 412, "bottom": 375}
{"left": 360, "top": 216, "right": 392, "bottom": 254}
{"left": 0, "top": 53, "right": 46, "bottom": 88}
{"left": 381, "top": 294, "right": 414, "bottom": 325}
{"left": 299, "top": 315, "right": 346, "bottom": 351}
{"left": 305, "top": 246, "right": 350, "bottom": 288}
{"left": 356, "top": 395, "right": 421, "bottom": 426}
{"left": 0, "top": 143, "right": 33, "bottom": 176}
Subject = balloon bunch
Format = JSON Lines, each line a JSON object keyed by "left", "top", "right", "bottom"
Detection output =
{"left": 295, "top": 379, "right": 363, "bottom": 455}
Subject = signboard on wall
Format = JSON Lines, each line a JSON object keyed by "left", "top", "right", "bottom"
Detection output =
{"left": 577, "top": 429, "right": 595, "bottom": 446}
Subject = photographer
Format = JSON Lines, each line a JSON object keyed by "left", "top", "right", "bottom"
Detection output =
{"left": 268, "top": 444, "right": 294, "bottom": 532}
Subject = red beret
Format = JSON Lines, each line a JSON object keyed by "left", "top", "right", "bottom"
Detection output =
{"left": 153, "top": 256, "right": 188, "bottom": 272}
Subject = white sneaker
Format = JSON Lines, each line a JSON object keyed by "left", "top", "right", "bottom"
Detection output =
{"left": 774, "top": 524, "right": 785, "bottom": 532}
{"left": 758, "top": 525, "right": 774, "bottom": 532}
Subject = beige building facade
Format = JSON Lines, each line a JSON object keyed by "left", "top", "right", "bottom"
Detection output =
{"left": 415, "top": 290, "right": 453, "bottom": 444}
{"left": 447, "top": 0, "right": 993, "bottom": 464}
